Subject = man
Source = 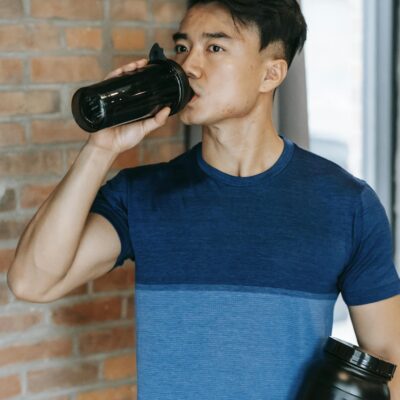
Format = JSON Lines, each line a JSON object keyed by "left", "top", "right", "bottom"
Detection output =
{"left": 8, "top": 1, "right": 400, "bottom": 399}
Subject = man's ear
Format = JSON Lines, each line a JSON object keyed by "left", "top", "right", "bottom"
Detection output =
{"left": 260, "top": 59, "right": 288, "bottom": 93}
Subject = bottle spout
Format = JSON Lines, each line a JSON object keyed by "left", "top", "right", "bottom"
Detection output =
{"left": 149, "top": 43, "right": 168, "bottom": 62}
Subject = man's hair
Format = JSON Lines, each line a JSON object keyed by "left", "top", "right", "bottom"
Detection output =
{"left": 186, "top": 0, "right": 307, "bottom": 68}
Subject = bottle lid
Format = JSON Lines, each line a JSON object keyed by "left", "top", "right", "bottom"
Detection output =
{"left": 149, "top": 43, "right": 168, "bottom": 62}
{"left": 148, "top": 43, "right": 194, "bottom": 113}
{"left": 325, "top": 336, "right": 397, "bottom": 380}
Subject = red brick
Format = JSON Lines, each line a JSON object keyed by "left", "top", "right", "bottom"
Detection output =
{"left": 0, "top": 24, "right": 60, "bottom": 51}
{"left": 0, "top": 312, "right": 42, "bottom": 333}
{"left": 0, "top": 282, "right": 9, "bottom": 304}
{"left": 112, "top": 28, "right": 146, "bottom": 51}
{"left": 31, "top": 56, "right": 103, "bottom": 83}
{"left": 0, "top": 0, "right": 23, "bottom": 18}
{"left": 20, "top": 187, "right": 49, "bottom": 210}
{"left": 112, "top": 55, "right": 147, "bottom": 70}
{"left": 0, "top": 25, "right": 25, "bottom": 51}
{"left": 64, "top": 284, "right": 87, "bottom": 297}
{"left": 0, "top": 188, "right": 16, "bottom": 212}
{"left": 20, "top": 182, "right": 57, "bottom": 209}
{"left": 35, "top": 397, "right": 69, "bottom": 400}
{"left": 0, "top": 150, "right": 63, "bottom": 177}
{"left": 104, "top": 353, "right": 136, "bottom": 380}
{"left": 66, "top": 27, "right": 102, "bottom": 50}
{"left": 52, "top": 297, "right": 122, "bottom": 326}
{"left": 28, "top": 363, "right": 98, "bottom": 393}
{"left": 0, "top": 337, "right": 72, "bottom": 367}
{"left": 31, "top": 119, "right": 86, "bottom": 144}
{"left": 0, "top": 123, "right": 25, "bottom": 147}
{"left": 0, "top": 91, "right": 59, "bottom": 116}
{"left": 93, "top": 262, "right": 134, "bottom": 292}
{"left": 79, "top": 326, "right": 135, "bottom": 355}
{"left": 27, "top": 24, "right": 61, "bottom": 50}
{"left": 126, "top": 294, "right": 134, "bottom": 319}
{"left": 111, "top": 147, "right": 140, "bottom": 170}
{"left": 111, "top": 0, "right": 147, "bottom": 21}
{"left": 0, "top": 374, "right": 21, "bottom": 399}
{"left": 142, "top": 140, "right": 184, "bottom": 164}
{"left": 77, "top": 385, "right": 136, "bottom": 400}
{"left": 43, "top": 396, "right": 71, "bottom": 400}
{"left": 36, "top": 397, "right": 69, "bottom": 400}
{"left": 154, "top": 28, "right": 177, "bottom": 52}
{"left": 151, "top": 113, "right": 181, "bottom": 138}
{"left": 30, "top": 0, "right": 103, "bottom": 20}
{"left": 0, "top": 59, "right": 23, "bottom": 84}
{"left": 153, "top": 0, "right": 186, "bottom": 23}
{"left": 0, "top": 248, "right": 15, "bottom": 273}
{"left": 0, "top": 218, "right": 30, "bottom": 241}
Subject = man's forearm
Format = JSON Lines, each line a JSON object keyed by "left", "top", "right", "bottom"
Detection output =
{"left": 8, "top": 141, "right": 117, "bottom": 296}
{"left": 387, "top": 352, "right": 400, "bottom": 400}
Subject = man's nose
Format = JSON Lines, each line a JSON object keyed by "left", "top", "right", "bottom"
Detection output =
{"left": 180, "top": 50, "right": 202, "bottom": 79}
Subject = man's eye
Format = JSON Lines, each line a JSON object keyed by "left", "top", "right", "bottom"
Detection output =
{"left": 209, "top": 45, "right": 224, "bottom": 53}
{"left": 174, "top": 45, "right": 187, "bottom": 53}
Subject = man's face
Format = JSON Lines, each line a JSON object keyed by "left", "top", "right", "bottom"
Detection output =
{"left": 172, "top": 3, "right": 268, "bottom": 126}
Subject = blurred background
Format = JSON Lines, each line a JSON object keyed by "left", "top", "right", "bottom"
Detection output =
{"left": 0, "top": 0, "right": 399, "bottom": 399}
{"left": 302, "top": 0, "right": 397, "bottom": 345}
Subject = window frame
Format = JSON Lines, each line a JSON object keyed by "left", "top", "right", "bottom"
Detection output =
{"left": 363, "top": 0, "right": 395, "bottom": 230}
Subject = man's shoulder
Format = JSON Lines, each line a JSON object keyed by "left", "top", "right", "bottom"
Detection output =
{"left": 292, "top": 142, "right": 366, "bottom": 196}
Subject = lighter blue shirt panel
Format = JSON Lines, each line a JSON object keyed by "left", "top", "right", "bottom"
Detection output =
{"left": 135, "top": 284, "right": 337, "bottom": 400}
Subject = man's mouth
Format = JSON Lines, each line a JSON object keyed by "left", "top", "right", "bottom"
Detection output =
{"left": 190, "top": 85, "right": 201, "bottom": 96}
{"left": 187, "top": 85, "right": 201, "bottom": 105}
{"left": 189, "top": 94, "right": 199, "bottom": 104}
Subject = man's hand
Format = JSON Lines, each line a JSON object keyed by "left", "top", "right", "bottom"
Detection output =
{"left": 349, "top": 295, "right": 400, "bottom": 399}
{"left": 8, "top": 59, "right": 173, "bottom": 302}
{"left": 87, "top": 58, "right": 171, "bottom": 156}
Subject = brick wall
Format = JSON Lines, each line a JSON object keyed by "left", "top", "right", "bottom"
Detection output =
{"left": 0, "top": 0, "right": 186, "bottom": 399}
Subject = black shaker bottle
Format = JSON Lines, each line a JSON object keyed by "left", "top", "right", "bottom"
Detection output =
{"left": 71, "top": 43, "right": 194, "bottom": 132}
{"left": 296, "top": 337, "right": 396, "bottom": 399}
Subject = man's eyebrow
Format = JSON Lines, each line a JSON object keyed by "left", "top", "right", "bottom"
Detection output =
{"left": 172, "top": 32, "right": 187, "bottom": 42}
{"left": 172, "top": 31, "right": 234, "bottom": 42}
{"left": 204, "top": 32, "right": 234, "bottom": 40}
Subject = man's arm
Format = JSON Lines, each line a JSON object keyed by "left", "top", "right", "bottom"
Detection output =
{"left": 7, "top": 59, "right": 171, "bottom": 303}
{"left": 349, "top": 295, "right": 400, "bottom": 399}
{"left": 7, "top": 142, "right": 118, "bottom": 301}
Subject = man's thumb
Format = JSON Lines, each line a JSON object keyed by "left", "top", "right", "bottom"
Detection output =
{"left": 142, "top": 107, "right": 171, "bottom": 134}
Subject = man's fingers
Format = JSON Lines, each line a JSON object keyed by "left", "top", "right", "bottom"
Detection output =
{"left": 141, "top": 107, "right": 171, "bottom": 135}
{"left": 154, "top": 107, "right": 172, "bottom": 125}
{"left": 121, "top": 58, "right": 148, "bottom": 73}
{"left": 104, "top": 58, "right": 148, "bottom": 80}
{"left": 104, "top": 66, "right": 124, "bottom": 79}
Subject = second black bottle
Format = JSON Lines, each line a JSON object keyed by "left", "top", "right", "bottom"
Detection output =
{"left": 71, "top": 43, "right": 194, "bottom": 133}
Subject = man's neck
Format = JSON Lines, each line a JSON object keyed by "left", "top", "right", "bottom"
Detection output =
{"left": 200, "top": 119, "right": 284, "bottom": 178}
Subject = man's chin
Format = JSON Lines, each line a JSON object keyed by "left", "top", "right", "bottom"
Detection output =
{"left": 178, "top": 111, "right": 206, "bottom": 126}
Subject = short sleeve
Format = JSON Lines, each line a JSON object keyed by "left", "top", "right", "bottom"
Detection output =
{"left": 90, "top": 169, "right": 134, "bottom": 271}
{"left": 339, "top": 182, "right": 400, "bottom": 306}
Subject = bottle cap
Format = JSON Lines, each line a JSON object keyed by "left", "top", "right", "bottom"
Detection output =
{"left": 148, "top": 42, "right": 194, "bottom": 113}
{"left": 325, "top": 336, "right": 397, "bottom": 380}
{"left": 149, "top": 43, "right": 168, "bottom": 62}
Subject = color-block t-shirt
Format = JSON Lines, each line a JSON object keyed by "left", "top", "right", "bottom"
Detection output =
{"left": 90, "top": 135, "right": 400, "bottom": 400}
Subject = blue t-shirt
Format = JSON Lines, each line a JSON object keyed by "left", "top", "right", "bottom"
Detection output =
{"left": 90, "top": 134, "right": 400, "bottom": 400}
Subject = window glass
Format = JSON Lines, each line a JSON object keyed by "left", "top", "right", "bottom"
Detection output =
{"left": 302, "top": 0, "right": 363, "bottom": 178}
{"left": 301, "top": 0, "right": 364, "bottom": 344}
